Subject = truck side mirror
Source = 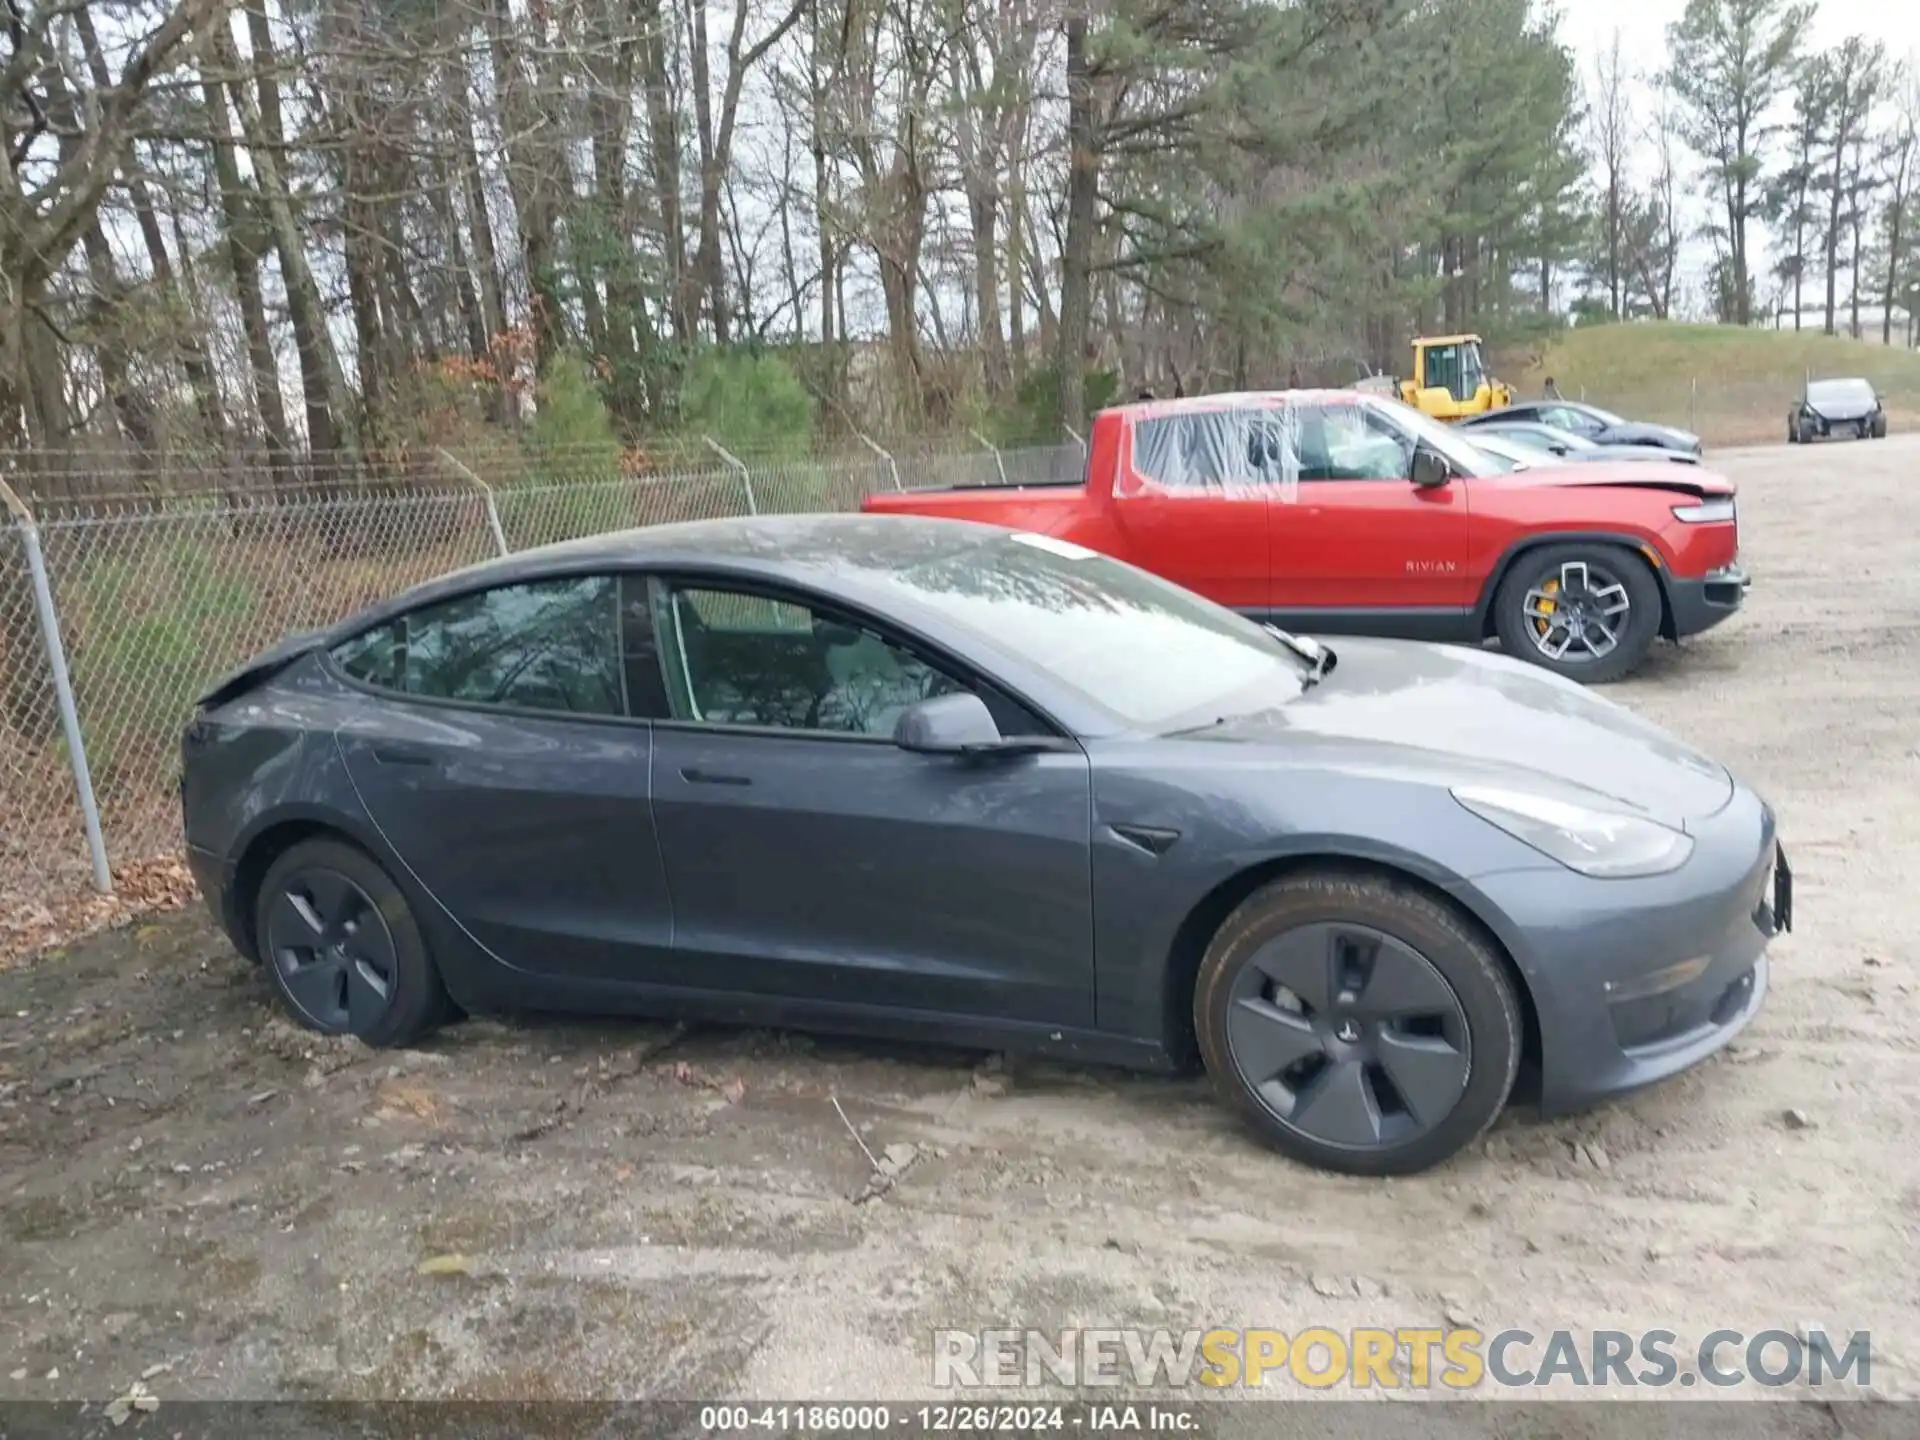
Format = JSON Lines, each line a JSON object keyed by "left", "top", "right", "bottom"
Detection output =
{"left": 1410, "top": 446, "right": 1453, "bottom": 488}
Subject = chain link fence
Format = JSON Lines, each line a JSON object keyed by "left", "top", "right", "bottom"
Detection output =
{"left": 1, "top": 439, "right": 1084, "bottom": 915}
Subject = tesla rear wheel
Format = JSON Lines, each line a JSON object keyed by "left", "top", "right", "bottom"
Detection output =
{"left": 255, "top": 838, "right": 451, "bottom": 1046}
{"left": 1493, "top": 543, "right": 1661, "bottom": 684}
{"left": 1194, "top": 871, "right": 1521, "bottom": 1176}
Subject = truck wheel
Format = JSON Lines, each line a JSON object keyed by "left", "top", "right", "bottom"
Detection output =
{"left": 1492, "top": 543, "right": 1662, "bottom": 685}
{"left": 1193, "top": 869, "right": 1523, "bottom": 1176}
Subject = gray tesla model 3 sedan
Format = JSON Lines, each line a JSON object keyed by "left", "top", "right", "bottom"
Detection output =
{"left": 180, "top": 514, "right": 1790, "bottom": 1175}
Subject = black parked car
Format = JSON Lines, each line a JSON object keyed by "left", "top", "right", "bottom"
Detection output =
{"left": 1789, "top": 378, "right": 1886, "bottom": 443}
{"left": 1462, "top": 401, "right": 1703, "bottom": 457}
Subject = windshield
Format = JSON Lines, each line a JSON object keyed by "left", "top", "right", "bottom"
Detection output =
{"left": 1809, "top": 379, "right": 1874, "bottom": 407}
{"left": 883, "top": 531, "right": 1308, "bottom": 731}
{"left": 1576, "top": 402, "right": 1626, "bottom": 427}
{"left": 1358, "top": 394, "right": 1504, "bottom": 478}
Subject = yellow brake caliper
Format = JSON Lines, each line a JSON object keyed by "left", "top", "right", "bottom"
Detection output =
{"left": 1534, "top": 577, "right": 1559, "bottom": 636}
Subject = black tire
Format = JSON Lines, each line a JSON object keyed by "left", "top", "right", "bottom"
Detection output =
{"left": 1872, "top": 416, "right": 1888, "bottom": 439}
{"left": 254, "top": 837, "right": 452, "bottom": 1046}
{"left": 1194, "top": 870, "right": 1523, "bottom": 1177}
{"left": 1491, "top": 542, "right": 1662, "bottom": 684}
{"left": 1787, "top": 419, "right": 1800, "bottom": 444}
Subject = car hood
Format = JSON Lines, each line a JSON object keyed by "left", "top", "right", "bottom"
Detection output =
{"left": 1189, "top": 638, "right": 1734, "bottom": 828}
{"left": 1804, "top": 397, "right": 1876, "bottom": 421}
{"left": 1565, "top": 446, "right": 1700, "bottom": 465}
{"left": 1474, "top": 459, "right": 1734, "bottom": 499}
{"left": 1605, "top": 422, "right": 1699, "bottom": 450}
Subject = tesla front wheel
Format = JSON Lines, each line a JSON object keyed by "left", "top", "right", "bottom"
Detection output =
{"left": 1493, "top": 543, "right": 1662, "bottom": 684}
{"left": 1195, "top": 870, "right": 1522, "bottom": 1176}
{"left": 255, "top": 837, "right": 453, "bottom": 1046}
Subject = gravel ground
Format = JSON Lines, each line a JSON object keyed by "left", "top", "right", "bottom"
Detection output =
{"left": 1, "top": 436, "right": 1916, "bottom": 1428}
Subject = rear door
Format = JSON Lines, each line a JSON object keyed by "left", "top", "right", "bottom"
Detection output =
{"left": 329, "top": 572, "right": 678, "bottom": 984}
{"left": 1107, "top": 405, "right": 1275, "bottom": 610}
{"left": 1268, "top": 397, "right": 1474, "bottom": 622}
{"left": 637, "top": 576, "right": 1097, "bottom": 1026}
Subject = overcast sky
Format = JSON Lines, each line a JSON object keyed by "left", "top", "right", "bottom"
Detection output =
{"left": 1554, "top": 0, "right": 1920, "bottom": 80}
{"left": 1547, "top": 0, "right": 1920, "bottom": 316}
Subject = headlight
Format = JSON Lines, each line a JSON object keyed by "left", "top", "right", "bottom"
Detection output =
{"left": 1451, "top": 785, "right": 1694, "bottom": 878}
{"left": 1672, "top": 498, "right": 1734, "bottom": 523}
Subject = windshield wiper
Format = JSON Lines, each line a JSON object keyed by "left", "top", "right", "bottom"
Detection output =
{"left": 1263, "top": 624, "right": 1338, "bottom": 689}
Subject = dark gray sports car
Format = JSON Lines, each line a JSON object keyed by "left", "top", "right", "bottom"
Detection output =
{"left": 181, "top": 514, "right": 1790, "bottom": 1176}
{"left": 1462, "top": 401, "right": 1704, "bottom": 456}
{"left": 1789, "top": 377, "right": 1886, "bottom": 443}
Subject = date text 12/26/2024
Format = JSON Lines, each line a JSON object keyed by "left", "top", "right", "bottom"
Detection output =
{"left": 698, "top": 1404, "right": 1195, "bottom": 1434}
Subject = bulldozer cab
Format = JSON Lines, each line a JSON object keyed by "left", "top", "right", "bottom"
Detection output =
{"left": 1400, "top": 334, "right": 1511, "bottom": 420}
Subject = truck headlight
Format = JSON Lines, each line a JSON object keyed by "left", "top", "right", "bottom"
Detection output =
{"left": 1452, "top": 785, "right": 1694, "bottom": 878}
{"left": 1672, "top": 498, "right": 1735, "bottom": 523}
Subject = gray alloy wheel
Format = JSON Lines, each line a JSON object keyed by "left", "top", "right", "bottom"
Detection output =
{"left": 1520, "top": 557, "right": 1633, "bottom": 665}
{"left": 1194, "top": 870, "right": 1523, "bottom": 1176}
{"left": 1223, "top": 921, "right": 1472, "bottom": 1151}
{"left": 264, "top": 867, "right": 399, "bottom": 1033}
{"left": 1492, "top": 542, "right": 1662, "bottom": 685}
{"left": 254, "top": 837, "right": 452, "bottom": 1045}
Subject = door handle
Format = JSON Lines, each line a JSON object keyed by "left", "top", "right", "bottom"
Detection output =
{"left": 681, "top": 767, "right": 751, "bottom": 787}
{"left": 371, "top": 744, "right": 434, "bottom": 767}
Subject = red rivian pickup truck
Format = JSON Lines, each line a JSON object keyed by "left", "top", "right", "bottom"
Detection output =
{"left": 861, "top": 389, "right": 1747, "bottom": 682}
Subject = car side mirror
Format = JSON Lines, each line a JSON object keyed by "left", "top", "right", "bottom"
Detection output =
{"left": 1410, "top": 446, "right": 1452, "bottom": 488}
{"left": 893, "top": 692, "right": 1003, "bottom": 754}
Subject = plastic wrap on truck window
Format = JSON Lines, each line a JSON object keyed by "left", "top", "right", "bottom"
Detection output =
{"left": 1118, "top": 403, "right": 1303, "bottom": 503}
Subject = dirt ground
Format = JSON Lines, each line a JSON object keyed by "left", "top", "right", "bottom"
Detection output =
{"left": 3, "top": 435, "right": 1918, "bottom": 1426}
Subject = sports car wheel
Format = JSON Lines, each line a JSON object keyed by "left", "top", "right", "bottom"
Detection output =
{"left": 255, "top": 838, "right": 452, "bottom": 1046}
{"left": 1194, "top": 870, "right": 1522, "bottom": 1176}
{"left": 1872, "top": 416, "right": 1888, "bottom": 439}
{"left": 1492, "top": 543, "right": 1662, "bottom": 684}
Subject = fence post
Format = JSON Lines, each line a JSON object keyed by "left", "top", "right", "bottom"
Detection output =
{"left": 969, "top": 428, "right": 1009, "bottom": 486}
{"left": 0, "top": 480, "right": 112, "bottom": 895}
{"left": 1064, "top": 424, "right": 1087, "bottom": 459}
{"left": 436, "top": 447, "right": 509, "bottom": 556}
{"left": 1690, "top": 375, "right": 1697, "bottom": 434}
{"left": 858, "top": 432, "right": 903, "bottom": 491}
{"left": 704, "top": 435, "right": 757, "bottom": 514}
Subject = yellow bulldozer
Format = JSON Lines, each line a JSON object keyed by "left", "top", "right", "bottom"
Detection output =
{"left": 1351, "top": 334, "right": 1513, "bottom": 421}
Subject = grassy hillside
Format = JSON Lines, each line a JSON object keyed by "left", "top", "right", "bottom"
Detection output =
{"left": 1492, "top": 322, "right": 1920, "bottom": 446}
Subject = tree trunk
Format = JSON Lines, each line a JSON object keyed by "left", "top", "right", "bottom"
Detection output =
{"left": 1058, "top": 10, "right": 1097, "bottom": 430}
{"left": 1882, "top": 158, "right": 1909, "bottom": 346}
{"left": 638, "top": 0, "right": 691, "bottom": 344}
{"left": 227, "top": 13, "right": 351, "bottom": 459}
{"left": 201, "top": 66, "right": 294, "bottom": 476}
{"left": 486, "top": 0, "right": 566, "bottom": 372}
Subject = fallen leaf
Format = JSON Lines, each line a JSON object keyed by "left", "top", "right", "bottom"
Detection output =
{"left": 614, "top": 1164, "right": 634, "bottom": 1181}
{"left": 417, "top": 1253, "right": 473, "bottom": 1277}
{"left": 374, "top": 1079, "right": 445, "bottom": 1125}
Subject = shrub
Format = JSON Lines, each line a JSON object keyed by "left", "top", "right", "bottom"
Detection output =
{"left": 677, "top": 348, "right": 815, "bottom": 459}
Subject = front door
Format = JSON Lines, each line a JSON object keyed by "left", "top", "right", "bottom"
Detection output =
{"left": 330, "top": 572, "right": 677, "bottom": 983}
{"left": 639, "top": 577, "right": 1097, "bottom": 1026}
{"left": 1268, "top": 397, "right": 1473, "bottom": 628}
